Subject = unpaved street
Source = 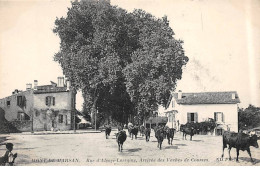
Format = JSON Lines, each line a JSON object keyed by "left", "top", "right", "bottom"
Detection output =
{"left": 0, "top": 130, "right": 259, "bottom": 166}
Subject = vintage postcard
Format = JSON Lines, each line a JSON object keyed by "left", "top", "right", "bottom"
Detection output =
{"left": 0, "top": 0, "right": 259, "bottom": 166}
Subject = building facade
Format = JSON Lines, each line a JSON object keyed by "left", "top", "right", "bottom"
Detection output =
{"left": 161, "top": 91, "right": 240, "bottom": 132}
{"left": 0, "top": 77, "right": 76, "bottom": 132}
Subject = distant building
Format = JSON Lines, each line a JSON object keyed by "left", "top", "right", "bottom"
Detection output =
{"left": 0, "top": 77, "right": 76, "bottom": 132}
{"left": 160, "top": 91, "right": 240, "bottom": 132}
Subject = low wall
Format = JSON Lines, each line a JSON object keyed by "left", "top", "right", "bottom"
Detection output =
{"left": 10, "top": 120, "right": 32, "bottom": 132}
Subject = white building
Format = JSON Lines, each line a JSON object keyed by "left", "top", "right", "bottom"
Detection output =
{"left": 161, "top": 91, "right": 240, "bottom": 132}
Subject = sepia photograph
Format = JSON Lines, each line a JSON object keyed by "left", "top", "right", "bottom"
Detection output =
{"left": 0, "top": 0, "right": 260, "bottom": 166}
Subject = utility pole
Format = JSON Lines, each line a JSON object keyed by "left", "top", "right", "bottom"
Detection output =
{"left": 156, "top": 112, "right": 158, "bottom": 127}
{"left": 31, "top": 114, "right": 34, "bottom": 133}
{"left": 95, "top": 108, "right": 98, "bottom": 131}
{"left": 73, "top": 109, "right": 76, "bottom": 133}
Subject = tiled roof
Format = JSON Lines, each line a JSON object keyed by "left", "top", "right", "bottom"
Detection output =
{"left": 171, "top": 91, "right": 240, "bottom": 105}
{"left": 33, "top": 85, "right": 67, "bottom": 94}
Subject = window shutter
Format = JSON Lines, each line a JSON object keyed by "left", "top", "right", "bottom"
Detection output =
{"left": 53, "top": 97, "right": 55, "bottom": 106}
{"left": 49, "top": 97, "right": 52, "bottom": 106}
{"left": 65, "top": 115, "right": 67, "bottom": 125}
{"left": 46, "top": 97, "right": 48, "bottom": 106}
{"left": 22, "top": 96, "right": 26, "bottom": 107}
{"left": 195, "top": 113, "right": 198, "bottom": 122}
{"left": 222, "top": 112, "right": 224, "bottom": 122}
{"left": 187, "top": 113, "right": 191, "bottom": 123}
{"left": 214, "top": 112, "right": 217, "bottom": 121}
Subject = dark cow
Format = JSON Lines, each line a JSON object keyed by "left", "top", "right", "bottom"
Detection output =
{"left": 166, "top": 128, "right": 175, "bottom": 145}
{"left": 139, "top": 125, "right": 145, "bottom": 137}
{"left": 105, "top": 126, "right": 112, "bottom": 139}
{"left": 155, "top": 127, "right": 166, "bottom": 150}
{"left": 181, "top": 125, "right": 195, "bottom": 141}
{"left": 222, "top": 131, "right": 259, "bottom": 162}
{"left": 130, "top": 126, "right": 139, "bottom": 140}
{"left": 116, "top": 130, "right": 127, "bottom": 152}
{"left": 144, "top": 128, "right": 151, "bottom": 142}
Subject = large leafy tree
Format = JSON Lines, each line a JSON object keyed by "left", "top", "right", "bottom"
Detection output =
{"left": 238, "top": 104, "right": 260, "bottom": 130}
{"left": 53, "top": 0, "right": 188, "bottom": 126}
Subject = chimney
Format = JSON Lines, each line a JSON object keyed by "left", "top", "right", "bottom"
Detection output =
{"left": 34, "top": 80, "right": 38, "bottom": 90}
{"left": 26, "top": 83, "right": 32, "bottom": 90}
{"left": 66, "top": 80, "right": 71, "bottom": 91}
{"left": 178, "top": 90, "right": 182, "bottom": 99}
{"left": 57, "top": 77, "right": 64, "bottom": 87}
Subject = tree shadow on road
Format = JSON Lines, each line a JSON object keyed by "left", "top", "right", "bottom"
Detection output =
{"left": 175, "top": 144, "right": 187, "bottom": 146}
{"left": 239, "top": 157, "right": 260, "bottom": 165}
{"left": 127, "top": 148, "right": 142, "bottom": 152}
{"left": 0, "top": 136, "right": 7, "bottom": 146}
{"left": 192, "top": 140, "right": 203, "bottom": 142}
{"left": 165, "top": 146, "right": 178, "bottom": 149}
{"left": 16, "top": 147, "right": 38, "bottom": 150}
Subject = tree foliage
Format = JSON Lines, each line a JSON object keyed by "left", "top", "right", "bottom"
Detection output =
{"left": 238, "top": 104, "right": 260, "bottom": 130}
{"left": 53, "top": 0, "right": 188, "bottom": 126}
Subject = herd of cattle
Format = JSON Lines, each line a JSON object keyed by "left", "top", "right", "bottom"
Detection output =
{"left": 104, "top": 123, "right": 259, "bottom": 163}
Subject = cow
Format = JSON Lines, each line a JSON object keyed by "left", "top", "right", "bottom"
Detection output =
{"left": 181, "top": 125, "right": 195, "bottom": 141}
{"left": 144, "top": 128, "right": 151, "bottom": 142}
{"left": 166, "top": 128, "right": 175, "bottom": 145}
{"left": 116, "top": 130, "right": 127, "bottom": 152}
{"left": 105, "top": 126, "right": 112, "bottom": 139}
{"left": 139, "top": 125, "right": 145, "bottom": 137}
{"left": 222, "top": 131, "right": 259, "bottom": 162}
{"left": 130, "top": 126, "right": 139, "bottom": 140}
{"left": 155, "top": 126, "right": 166, "bottom": 150}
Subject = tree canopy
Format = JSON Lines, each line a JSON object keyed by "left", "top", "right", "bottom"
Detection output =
{"left": 53, "top": 0, "right": 188, "bottom": 126}
{"left": 238, "top": 104, "right": 260, "bottom": 130}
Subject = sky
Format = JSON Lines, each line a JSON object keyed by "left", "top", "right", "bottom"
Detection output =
{"left": 0, "top": 0, "right": 260, "bottom": 110}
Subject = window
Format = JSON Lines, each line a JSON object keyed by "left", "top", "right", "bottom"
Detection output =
{"left": 45, "top": 96, "right": 55, "bottom": 106}
{"left": 17, "top": 96, "right": 23, "bottom": 106}
{"left": 17, "top": 112, "right": 25, "bottom": 121}
{"left": 214, "top": 112, "right": 224, "bottom": 122}
{"left": 58, "top": 114, "right": 63, "bottom": 123}
{"left": 7, "top": 101, "right": 10, "bottom": 106}
{"left": 187, "top": 112, "right": 198, "bottom": 123}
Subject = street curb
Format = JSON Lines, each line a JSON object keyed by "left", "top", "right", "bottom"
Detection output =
{"left": 1, "top": 128, "right": 121, "bottom": 136}
{"left": 6, "top": 131, "right": 102, "bottom": 135}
